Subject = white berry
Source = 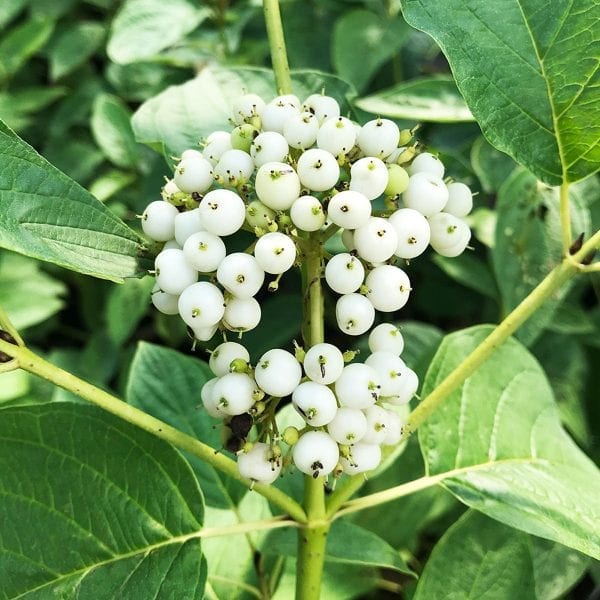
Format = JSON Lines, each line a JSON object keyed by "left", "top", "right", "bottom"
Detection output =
{"left": 327, "top": 190, "right": 371, "bottom": 229}
{"left": 335, "top": 362, "right": 380, "bottom": 409}
{"left": 341, "top": 442, "right": 381, "bottom": 474}
{"left": 325, "top": 253, "right": 365, "bottom": 294}
{"left": 327, "top": 408, "right": 368, "bottom": 444}
{"left": 349, "top": 157, "right": 388, "bottom": 200}
{"left": 217, "top": 253, "right": 265, "bottom": 298}
{"left": 209, "top": 341, "right": 251, "bottom": 376}
{"left": 336, "top": 293, "right": 375, "bottom": 336}
{"left": 297, "top": 148, "right": 340, "bottom": 191}
{"left": 255, "top": 348, "right": 302, "bottom": 397}
{"left": 368, "top": 323, "right": 404, "bottom": 355}
{"left": 255, "top": 162, "right": 301, "bottom": 211}
{"left": 199, "top": 189, "right": 246, "bottom": 236}
{"left": 388, "top": 208, "right": 431, "bottom": 260}
{"left": 141, "top": 201, "right": 179, "bottom": 242}
{"left": 292, "top": 381, "right": 338, "bottom": 426}
{"left": 353, "top": 217, "right": 398, "bottom": 264}
{"left": 222, "top": 297, "right": 262, "bottom": 332}
{"left": 292, "top": 430, "right": 339, "bottom": 478}
{"left": 178, "top": 281, "right": 225, "bottom": 328}
{"left": 254, "top": 232, "right": 297, "bottom": 274}
{"left": 183, "top": 231, "right": 226, "bottom": 273}
{"left": 155, "top": 248, "right": 198, "bottom": 295}
{"left": 290, "top": 195, "right": 326, "bottom": 232}
{"left": 238, "top": 442, "right": 281, "bottom": 484}
{"left": 403, "top": 172, "right": 449, "bottom": 217}
{"left": 303, "top": 343, "right": 345, "bottom": 385}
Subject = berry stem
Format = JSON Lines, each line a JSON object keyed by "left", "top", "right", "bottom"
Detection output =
{"left": 0, "top": 340, "right": 307, "bottom": 523}
{"left": 325, "top": 228, "right": 600, "bottom": 517}
{"left": 263, "top": 0, "right": 293, "bottom": 95}
{"left": 559, "top": 181, "right": 572, "bottom": 255}
{"left": 296, "top": 231, "right": 329, "bottom": 600}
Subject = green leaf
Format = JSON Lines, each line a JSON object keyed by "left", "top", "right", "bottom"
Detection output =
{"left": 420, "top": 325, "right": 600, "bottom": 559}
{"left": 0, "top": 403, "right": 206, "bottom": 599}
{"left": 530, "top": 534, "right": 590, "bottom": 600}
{"left": 395, "top": 321, "right": 444, "bottom": 382}
{"left": 105, "top": 276, "right": 154, "bottom": 345}
{"left": 0, "top": 370, "right": 30, "bottom": 403}
{"left": 49, "top": 22, "right": 105, "bottom": 80}
{"left": 203, "top": 493, "right": 271, "bottom": 598}
{"left": 241, "top": 293, "right": 301, "bottom": 361}
{"left": 263, "top": 520, "right": 415, "bottom": 576}
{"left": 492, "top": 170, "right": 591, "bottom": 344}
{"left": 132, "top": 66, "right": 355, "bottom": 159}
{"left": 0, "top": 0, "right": 28, "bottom": 30}
{"left": 279, "top": 1, "right": 336, "bottom": 73}
{"left": 0, "top": 85, "right": 67, "bottom": 130}
{"left": 43, "top": 136, "right": 106, "bottom": 185}
{"left": 91, "top": 93, "right": 140, "bottom": 169}
{"left": 48, "top": 77, "right": 104, "bottom": 137}
{"left": 48, "top": 333, "right": 119, "bottom": 404}
{"left": 433, "top": 253, "right": 498, "bottom": 300}
{"left": 414, "top": 511, "right": 588, "bottom": 600}
{"left": 547, "top": 302, "right": 597, "bottom": 335}
{"left": 0, "top": 17, "right": 54, "bottom": 82}
{"left": 0, "top": 121, "right": 144, "bottom": 282}
{"left": 402, "top": 0, "right": 600, "bottom": 185}
{"left": 106, "top": 61, "right": 189, "bottom": 102}
{"left": 333, "top": 9, "right": 410, "bottom": 93}
{"left": 107, "top": 0, "right": 211, "bottom": 64}
{"left": 126, "top": 342, "right": 247, "bottom": 509}
{"left": 470, "top": 136, "right": 517, "bottom": 194}
{"left": 0, "top": 251, "right": 66, "bottom": 329}
{"left": 356, "top": 75, "right": 474, "bottom": 122}
{"left": 355, "top": 438, "right": 459, "bottom": 550}
{"left": 30, "top": 0, "right": 77, "bottom": 18}
{"left": 89, "top": 169, "right": 137, "bottom": 202}
{"left": 469, "top": 207, "right": 497, "bottom": 249}
{"left": 533, "top": 332, "right": 591, "bottom": 447}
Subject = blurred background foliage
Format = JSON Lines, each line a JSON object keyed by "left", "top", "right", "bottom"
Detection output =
{"left": 0, "top": 0, "right": 598, "bottom": 597}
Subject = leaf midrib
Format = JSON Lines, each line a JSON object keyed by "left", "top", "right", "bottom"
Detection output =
{"left": 514, "top": 0, "right": 568, "bottom": 180}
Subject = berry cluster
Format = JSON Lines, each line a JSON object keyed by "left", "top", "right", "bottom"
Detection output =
{"left": 140, "top": 91, "right": 473, "bottom": 483}
{"left": 202, "top": 323, "right": 413, "bottom": 483}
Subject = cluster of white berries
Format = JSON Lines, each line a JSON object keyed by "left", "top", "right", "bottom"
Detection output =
{"left": 139, "top": 90, "right": 474, "bottom": 484}
{"left": 202, "top": 322, "right": 414, "bottom": 483}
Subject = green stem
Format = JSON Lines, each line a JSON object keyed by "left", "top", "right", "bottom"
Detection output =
{"left": 262, "top": 0, "right": 292, "bottom": 95}
{"left": 296, "top": 231, "right": 329, "bottom": 600}
{"left": 0, "top": 341, "right": 307, "bottom": 524}
{"left": 326, "top": 228, "right": 600, "bottom": 517}
{"left": 559, "top": 181, "right": 572, "bottom": 255}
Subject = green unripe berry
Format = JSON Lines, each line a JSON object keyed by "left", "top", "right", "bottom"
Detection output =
{"left": 283, "top": 426, "right": 300, "bottom": 446}
{"left": 342, "top": 349, "right": 358, "bottom": 363}
{"left": 246, "top": 200, "right": 276, "bottom": 229}
{"left": 231, "top": 124, "right": 259, "bottom": 153}
{"left": 230, "top": 358, "right": 249, "bottom": 373}
{"left": 384, "top": 164, "right": 410, "bottom": 196}
{"left": 251, "top": 400, "right": 266, "bottom": 415}
{"left": 278, "top": 214, "right": 292, "bottom": 229}
{"left": 241, "top": 440, "right": 254, "bottom": 453}
{"left": 397, "top": 146, "right": 417, "bottom": 165}
{"left": 248, "top": 115, "right": 262, "bottom": 130}
{"left": 399, "top": 128, "right": 413, "bottom": 146}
